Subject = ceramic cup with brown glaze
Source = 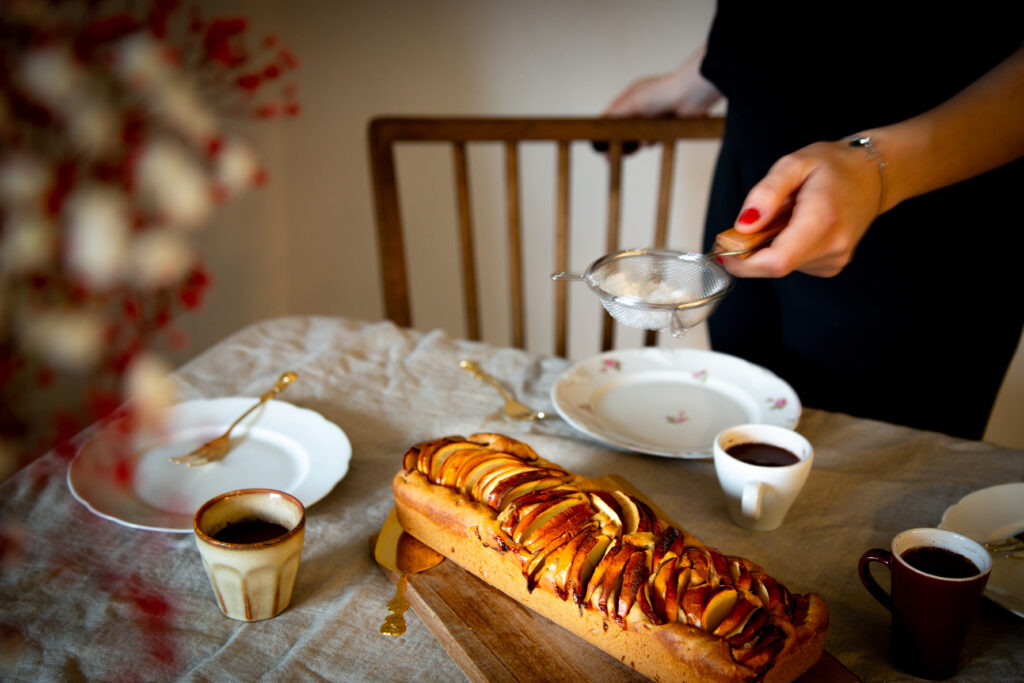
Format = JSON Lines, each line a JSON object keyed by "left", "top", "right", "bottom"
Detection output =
{"left": 193, "top": 488, "right": 305, "bottom": 621}
{"left": 713, "top": 424, "right": 813, "bottom": 531}
{"left": 858, "top": 527, "right": 991, "bottom": 680}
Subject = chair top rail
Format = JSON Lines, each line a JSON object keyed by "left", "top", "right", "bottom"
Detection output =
{"left": 369, "top": 116, "right": 724, "bottom": 144}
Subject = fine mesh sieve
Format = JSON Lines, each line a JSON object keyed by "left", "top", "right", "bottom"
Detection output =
{"left": 552, "top": 223, "right": 784, "bottom": 337}
{"left": 552, "top": 248, "right": 733, "bottom": 338}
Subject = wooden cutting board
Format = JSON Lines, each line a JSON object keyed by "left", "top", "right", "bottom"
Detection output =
{"left": 375, "top": 475, "right": 858, "bottom": 682}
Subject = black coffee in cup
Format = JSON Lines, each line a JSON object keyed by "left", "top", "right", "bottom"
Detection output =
{"left": 901, "top": 545, "right": 980, "bottom": 579}
{"left": 726, "top": 442, "right": 800, "bottom": 467}
{"left": 213, "top": 518, "right": 289, "bottom": 544}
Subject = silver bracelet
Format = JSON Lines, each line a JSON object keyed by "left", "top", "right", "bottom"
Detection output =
{"left": 848, "top": 135, "right": 887, "bottom": 214}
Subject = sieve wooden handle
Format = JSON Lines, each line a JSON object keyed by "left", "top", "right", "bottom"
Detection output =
{"left": 712, "top": 205, "right": 793, "bottom": 259}
{"left": 713, "top": 224, "right": 785, "bottom": 259}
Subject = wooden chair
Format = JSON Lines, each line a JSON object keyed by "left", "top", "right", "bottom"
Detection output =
{"left": 368, "top": 116, "right": 724, "bottom": 357}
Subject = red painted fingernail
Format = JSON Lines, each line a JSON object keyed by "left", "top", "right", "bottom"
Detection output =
{"left": 715, "top": 257, "right": 724, "bottom": 265}
{"left": 738, "top": 207, "right": 761, "bottom": 225}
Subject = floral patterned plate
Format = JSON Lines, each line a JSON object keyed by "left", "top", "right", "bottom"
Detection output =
{"left": 550, "top": 348, "right": 800, "bottom": 459}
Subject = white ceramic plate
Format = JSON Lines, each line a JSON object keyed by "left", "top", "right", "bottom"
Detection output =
{"left": 551, "top": 348, "right": 800, "bottom": 459}
{"left": 68, "top": 398, "right": 351, "bottom": 533}
{"left": 939, "top": 482, "right": 1024, "bottom": 619}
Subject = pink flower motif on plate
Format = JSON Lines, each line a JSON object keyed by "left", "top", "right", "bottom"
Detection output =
{"left": 692, "top": 369, "right": 708, "bottom": 383}
{"left": 666, "top": 411, "right": 688, "bottom": 425}
{"left": 600, "top": 359, "right": 621, "bottom": 373}
{"left": 767, "top": 398, "right": 787, "bottom": 410}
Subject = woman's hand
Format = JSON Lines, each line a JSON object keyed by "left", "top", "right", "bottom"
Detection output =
{"left": 719, "top": 139, "right": 884, "bottom": 278}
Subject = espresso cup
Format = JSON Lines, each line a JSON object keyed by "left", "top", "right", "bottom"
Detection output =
{"left": 712, "top": 424, "right": 812, "bottom": 531}
{"left": 193, "top": 488, "right": 306, "bottom": 621}
{"left": 858, "top": 527, "right": 991, "bottom": 680}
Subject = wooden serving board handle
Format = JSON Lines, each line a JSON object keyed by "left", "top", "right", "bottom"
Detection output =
{"left": 374, "top": 475, "right": 858, "bottom": 682}
{"left": 380, "top": 557, "right": 646, "bottom": 682}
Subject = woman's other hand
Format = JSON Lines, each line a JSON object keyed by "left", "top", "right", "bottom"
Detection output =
{"left": 604, "top": 45, "right": 722, "bottom": 119}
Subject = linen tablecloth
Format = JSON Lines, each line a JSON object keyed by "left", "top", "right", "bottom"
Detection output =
{"left": 1, "top": 316, "right": 1021, "bottom": 681}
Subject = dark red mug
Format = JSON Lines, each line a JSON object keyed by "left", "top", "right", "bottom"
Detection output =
{"left": 858, "top": 528, "right": 991, "bottom": 680}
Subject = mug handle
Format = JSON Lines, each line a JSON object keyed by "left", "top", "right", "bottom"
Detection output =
{"left": 741, "top": 481, "right": 763, "bottom": 519}
{"left": 858, "top": 548, "right": 894, "bottom": 610}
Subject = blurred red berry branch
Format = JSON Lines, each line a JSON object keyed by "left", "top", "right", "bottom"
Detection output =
{"left": 0, "top": 0, "right": 299, "bottom": 476}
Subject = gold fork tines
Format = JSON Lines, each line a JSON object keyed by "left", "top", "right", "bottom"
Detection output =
{"left": 169, "top": 371, "right": 298, "bottom": 467}
{"left": 984, "top": 532, "right": 1024, "bottom": 559}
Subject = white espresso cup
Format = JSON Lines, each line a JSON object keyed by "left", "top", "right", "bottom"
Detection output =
{"left": 193, "top": 488, "right": 306, "bottom": 621}
{"left": 713, "top": 424, "right": 813, "bottom": 531}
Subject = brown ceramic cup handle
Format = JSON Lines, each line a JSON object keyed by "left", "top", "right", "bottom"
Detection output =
{"left": 858, "top": 548, "right": 894, "bottom": 610}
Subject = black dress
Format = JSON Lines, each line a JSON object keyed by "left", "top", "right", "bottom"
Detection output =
{"left": 699, "top": 3, "right": 1024, "bottom": 439}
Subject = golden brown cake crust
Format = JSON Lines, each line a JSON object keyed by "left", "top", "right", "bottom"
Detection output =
{"left": 392, "top": 434, "right": 828, "bottom": 682}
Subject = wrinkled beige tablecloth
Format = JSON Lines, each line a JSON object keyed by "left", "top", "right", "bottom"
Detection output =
{"left": 1, "top": 316, "right": 1022, "bottom": 682}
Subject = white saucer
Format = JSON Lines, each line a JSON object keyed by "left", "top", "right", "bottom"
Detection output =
{"left": 68, "top": 398, "right": 351, "bottom": 533}
{"left": 939, "top": 482, "right": 1024, "bottom": 618}
{"left": 551, "top": 348, "right": 800, "bottom": 459}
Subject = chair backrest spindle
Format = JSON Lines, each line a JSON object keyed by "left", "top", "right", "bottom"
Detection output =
{"left": 554, "top": 140, "right": 571, "bottom": 358}
{"left": 644, "top": 140, "right": 678, "bottom": 346}
{"left": 601, "top": 142, "right": 624, "bottom": 352}
{"left": 504, "top": 141, "right": 526, "bottom": 349}
{"left": 450, "top": 141, "right": 479, "bottom": 341}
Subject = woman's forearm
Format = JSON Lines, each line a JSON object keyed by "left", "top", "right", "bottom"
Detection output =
{"left": 866, "top": 45, "right": 1024, "bottom": 212}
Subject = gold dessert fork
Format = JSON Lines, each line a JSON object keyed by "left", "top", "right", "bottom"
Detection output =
{"left": 459, "top": 359, "right": 546, "bottom": 420}
{"left": 169, "top": 370, "right": 298, "bottom": 467}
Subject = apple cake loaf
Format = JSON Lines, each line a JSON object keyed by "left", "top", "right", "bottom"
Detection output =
{"left": 392, "top": 433, "right": 828, "bottom": 682}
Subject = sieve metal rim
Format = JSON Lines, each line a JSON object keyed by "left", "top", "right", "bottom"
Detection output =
{"left": 582, "top": 248, "right": 734, "bottom": 312}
